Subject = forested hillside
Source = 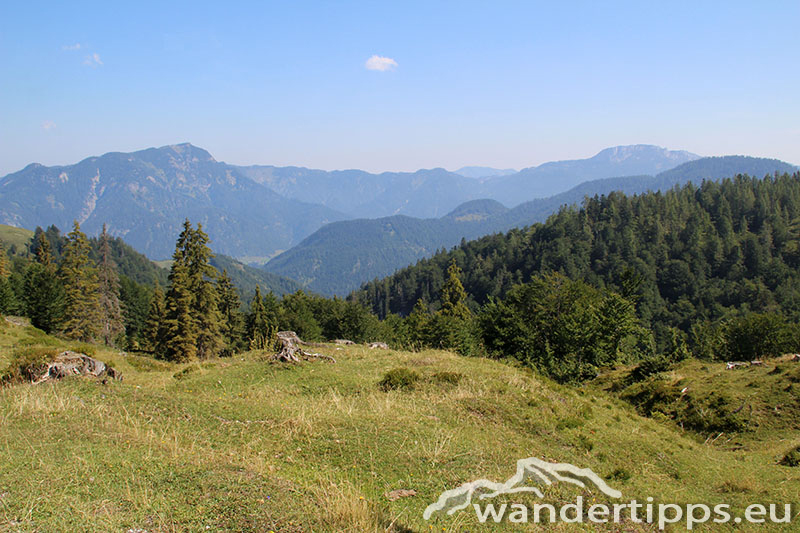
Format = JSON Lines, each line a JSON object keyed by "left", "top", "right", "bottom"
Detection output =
{"left": 267, "top": 156, "right": 795, "bottom": 295}
{"left": 357, "top": 172, "right": 800, "bottom": 349}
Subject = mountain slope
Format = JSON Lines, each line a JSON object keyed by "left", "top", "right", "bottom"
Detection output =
{"left": 0, "top": 144, "right": 346, "bottom": 260}
{"left": 484, "top": 144, "right": 700, "bottom": 205}
{"left": 237, "top": 145, "right": 699, "bottom": 218}
{"left": 453, "top": 166, "right": 516, "bottom": 179}
{"left": 1, "top": 323, "right": 797, "bottom": 531}
{"left": 266, "top": 156, "right": 796, "bottom": 296}
{"left": 237, "top": 165, "right": 484, "bottom": 219}
{"left": 210, "top": 254, "right": 301, "bottom": 298}
{"left": 355, "top": 171, "right": 800, "bottom": 349}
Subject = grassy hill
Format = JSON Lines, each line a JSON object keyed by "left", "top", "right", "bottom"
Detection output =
{"left": 0, "top": 224, "right": 34, "bottom": 253}
{"left": 0, "top": 322, "right": 798, "bottom": 531}
{"left": 595, "top": 356, "right": 800, "bottom": 444}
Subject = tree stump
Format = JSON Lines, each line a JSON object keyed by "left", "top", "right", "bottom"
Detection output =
{"left": 33, "top": 351, "right": 123, "bottom": 384}
{"left": 271, "top": 331, "right": 336, "bottom": 363}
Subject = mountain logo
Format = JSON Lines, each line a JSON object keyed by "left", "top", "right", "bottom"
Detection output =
{"left": 423, "top": 457, "right": 621, "bottom": 519}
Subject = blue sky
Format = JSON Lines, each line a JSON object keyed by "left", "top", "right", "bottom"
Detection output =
{"left": 1, "top": 1, "right": 798, "bottom": 175}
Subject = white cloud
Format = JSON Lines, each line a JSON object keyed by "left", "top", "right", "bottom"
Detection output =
{"left": 365, "top": 55, "right": 397, "bottom": 72}
{"left": 42, "top": 121, "right": 56, "bottom": 131}
{"left": 83, "top": 53, "right": 103, "bottom": 67}
{"left": 62, "top": 43, "right": 82, "bottom": 51}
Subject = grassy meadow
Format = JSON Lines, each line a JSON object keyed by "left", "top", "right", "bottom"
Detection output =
{"left": 0, "top": 319, "right": 798, "bottom": 532}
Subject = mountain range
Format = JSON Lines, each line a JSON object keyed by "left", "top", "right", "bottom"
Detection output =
{"left": 0, "top": 143, "right": 703, "bottom": 262}
{"left": 1, "top": 143, "right": 795, "bottom": 296}
{"left": 263, "top": 156, "right": 798, "bottom": 295}
{"left": 0, "top": 144, "right": 345, "bottom": 260}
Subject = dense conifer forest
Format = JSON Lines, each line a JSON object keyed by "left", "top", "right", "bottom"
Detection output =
{"left": 6, "top": 173, "right": 800, "bottom": 383}
{"left": 357, "top": 173, "right": 800, "bottom": 358}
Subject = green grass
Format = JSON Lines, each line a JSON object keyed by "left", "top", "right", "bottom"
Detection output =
{"left": 1, "top": 324, "right": 799, "bottom": 531}
{"left": 0, "top": 224, "right": 34, "bottom": 253}
{"left": 595, "top": 357, "right": 800, "bottom": 445}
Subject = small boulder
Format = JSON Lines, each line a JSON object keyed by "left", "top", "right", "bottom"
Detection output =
{"left": 385, "top": 489, "right": 417, "bottom": 501}
{"left": 368, "top": 342, "right": 389, "bottom": 350}
{"left": 34, "top": 351, "right": 122, "bottom": 384}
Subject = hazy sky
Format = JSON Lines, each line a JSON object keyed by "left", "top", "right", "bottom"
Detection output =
{"left": 1, "top": 1, "right": 798, "bottom": 176}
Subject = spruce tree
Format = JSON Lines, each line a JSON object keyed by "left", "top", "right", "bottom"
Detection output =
{"left": 143, "top": 283, "right": 166, "bottom": 354}
{"left": 161, "top": 220, "right": 224, "bottom": 361}
{"left": 59, "top": 221, "right": 101, "bottom": 341}
{"left": 0, "top": 243, "right": 15, "bottom": 314}
{"left": 217, "top": 270, "right": 245, "bottom": 356}
{"left": 33, "top": 231, "right": 54, "bottom": 268}
{"left": 0, "top": 242, "right": 9, "bottom": 279}
{"left": 405, "top": 298, "right": 432, "bottom": 349}
{"left": 185, "top": 223, "right": 223, "bottom": 359}
{"left": 97, "top": 224, "right": 125, "bottom": 345}
{"left": 247, "top": 286, "right": 273, "bottom": 350}
{"left": 439, "top": 259, "right": 471, "bottom": 320}
{"left": 23, "top": 233, "right": 64, "bottom": 331}
{"left": 163, "top": 258, "right": 197, "bottom": 362}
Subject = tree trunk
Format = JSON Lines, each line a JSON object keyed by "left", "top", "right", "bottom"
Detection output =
{"left": 271, "top": 331, "right": 336, "bottom": 363}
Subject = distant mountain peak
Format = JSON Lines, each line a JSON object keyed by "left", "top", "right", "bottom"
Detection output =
{"left": 454, "top": 166, "right": 517, "bottom": 179}
{"left": 162, "top": 142, "right": 216, "bottom": 162}
{"left": 593, "top": 145, "right": 700, "bottom": 163}
{"left": 445, "top": 199, "right": 508, "bottom": 220}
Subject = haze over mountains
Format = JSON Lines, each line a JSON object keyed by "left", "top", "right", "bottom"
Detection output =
{"left": 0, "top": 143, "right": 795, "bottom": 296}
{"left": 264, "top": 156, "right": 798, "bottom": 295}
{"left": 0, "top": 144, "right": 345, "bottom": 260}
{"left": 234, "top": 144, "right": 700, "bottom": 219}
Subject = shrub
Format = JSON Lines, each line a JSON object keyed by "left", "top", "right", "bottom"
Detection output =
{"left": 1, "top": 346, "right": 59, "bottom": 384}
{"left": 431, "top": 371, "right": 463, "bottom": 385}
{"left": 629, "top": 355, "right": 672, "bottom": 382}
{"left": 173, "top": 364, "right": 200, "bottom": 381}
{"left": 723, "top": 313, "right": 796, "bottom": 360}
{"left": 779, "top": 445, "right": 800, "bottom": 467}
{"left": 378, "top": 367, "right": 420, "bottom": 391}
{"left": 608, "top": 468, "right": 631, "bottom": 482}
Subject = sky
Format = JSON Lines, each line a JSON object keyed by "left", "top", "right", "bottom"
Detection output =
{"left": 1, "top": 1, "right": 799, "bottom": 176}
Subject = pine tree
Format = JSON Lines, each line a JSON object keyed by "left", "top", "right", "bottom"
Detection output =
{"left": 161, "top": 220, "right": 224, "bottom": 361}
{"left": 97, "top": 224, "right": 125, "bottom": 345}
{"left": 439, "top": 259, "right": 471, "bottom": 320}
{"left": 0, "top": 243, "right": 15, "bottom": 314}
{"left": 0, "top": 242, "right": 9, "bottom": 279}
{"left": 185, "top": 223, "right": 223, "bottom": 359}
{"left": 247, "top": 286, "right": 273, "bottom": 350}
{"left": 217, "top": 270, "right": 245, "bottom": 356}
{"left": 405, "top": 298, "right": 432, "bottom": 349}
{"left": 163, "top": 259, "right": 197, "bottom": 361}
{"left": 33, "top": 231, "right": 54, "bottom": 268}
{"left": 143, "top": 283, "right": 165, "bottom": 353}
{"left": 59, "top": 221, "right": 101, "bottom": 341}
{"left": 23, "top": 233, "right": 64, "bottom": 331}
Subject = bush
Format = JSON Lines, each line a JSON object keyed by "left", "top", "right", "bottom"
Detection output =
{"left": 431, "top": 371, "right": 463, "bottom": 385}
{"left": 173, "top": 364, "right": 200, "bottom": 381}
{"left": 630, "top": 356, "right": 673, "bottom": 382}
{"left": 1, "top": 346, "right": 59, "bottom": 384}
{"left": 723, "top": 313, "right": 796, "bottom": 360}
{"left": 378, "top": 367, "right": 420, "bottom": 391}
{"left": 779, "top": 445, "right": 800, "bottom": 467}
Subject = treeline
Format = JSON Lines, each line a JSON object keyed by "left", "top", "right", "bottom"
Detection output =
{"left": 9, "top": 173, "right": 800, "bottom": 383}
{"left": 357, "top": 173, "right": 800, "bottom": 353}
{"left": 142, "top": 221, "right": 398, "bottom": 361}
{"left": 0, "top": 223, "right": 167, "bottom": 347}
{"left": 0, "top": 219, "right": 390, "bottom": 361}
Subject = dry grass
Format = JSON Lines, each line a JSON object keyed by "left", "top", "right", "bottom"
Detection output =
{"left": 0, "top": 325, "right": 799, "bottom": 531}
